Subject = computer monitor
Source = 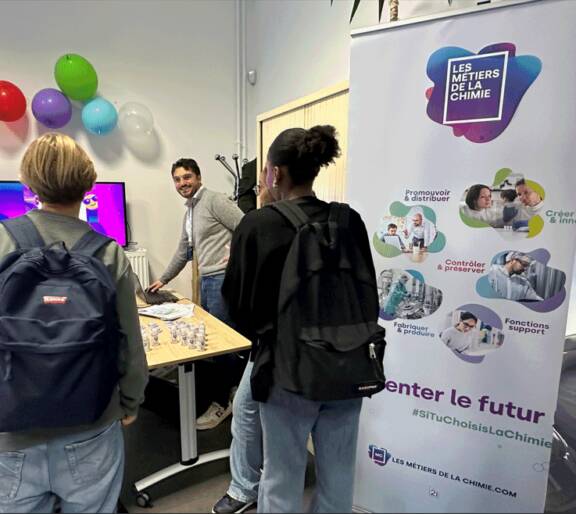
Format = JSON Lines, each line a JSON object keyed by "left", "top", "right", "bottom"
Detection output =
{"left": 0, "top": 181, "right": 128, "bottom": 247}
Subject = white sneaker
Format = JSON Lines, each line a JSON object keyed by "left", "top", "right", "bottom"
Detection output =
{"left": 196, "top": 402, "right": 232, "bottom": 430}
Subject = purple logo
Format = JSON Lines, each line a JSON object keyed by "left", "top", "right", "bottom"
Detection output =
{"left": 426, "top": 43, "right": 542, "bottom": 143}
{"left": 368, "top": 444, "right": 391, "bottom": 467}
{"left": 444, "top": 52, "right": 507, "bottom": 124}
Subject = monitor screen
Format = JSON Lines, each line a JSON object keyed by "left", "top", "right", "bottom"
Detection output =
{"left": 0, "top": 181, "right": 128, "bottom": 247}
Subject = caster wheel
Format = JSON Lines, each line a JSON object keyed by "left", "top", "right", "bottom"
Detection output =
{"left": 135, "top": 491, "right": 153, "bottom": 508}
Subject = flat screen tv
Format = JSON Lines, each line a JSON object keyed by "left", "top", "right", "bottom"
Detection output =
{"left": 0, "top": 181, "right": 128, "bottom": 247}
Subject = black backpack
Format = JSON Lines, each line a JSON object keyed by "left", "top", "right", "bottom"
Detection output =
{"left": 252, "top": 200, "right": 386, "bottom": 402}
{"left": 0, "top": 216, "right": 120, "bottom": 431}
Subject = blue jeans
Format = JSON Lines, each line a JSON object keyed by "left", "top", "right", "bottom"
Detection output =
{"left": 0, "top": 421, "right": 124, "bottom": 513}
{"left": 227, "top": 361, "right": 262, "bottom": 503}
{"left": 201, "top": 273, "right": 233, "bottom": 326}
{"left": 258, "top": 387, "right": 362, "bottom": 513}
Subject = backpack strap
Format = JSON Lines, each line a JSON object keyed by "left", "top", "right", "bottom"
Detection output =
{"left": 321, "top": 202, "right": 350, "bottom": 247}
{"left": 71, "top": 230, "right": 114, "bottom": 257}
{"left": 328, "top": 202, "right": 350, "bottom": 229}
{"left": 268, "top": 200, "right": 310, "bottom": 230}
{"left": 0, "top": 216, "right": 45, "bottom": 249}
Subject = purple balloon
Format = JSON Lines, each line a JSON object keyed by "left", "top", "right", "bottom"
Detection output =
{"left": 32, "top": 88, "right": 72, "bottom": 129}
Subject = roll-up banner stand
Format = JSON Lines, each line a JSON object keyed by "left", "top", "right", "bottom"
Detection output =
{"left": 348, "top": 0, "right": 576, "bottom": 511}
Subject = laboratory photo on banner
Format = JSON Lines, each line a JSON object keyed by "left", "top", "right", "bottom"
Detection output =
{"left": 439, "top": 306, "right": 505, "bottom": 362}
{"left": 373, "top": 203, "right": 446, "bottom": 263}
{"left": 459, "top": 168, "right": 546, "bottom": 239}
{"left": 476, "top": 249, "right": 567, "bottom": 312}
{"left": 378, "top": 268, "right": 443, "bottom": 321}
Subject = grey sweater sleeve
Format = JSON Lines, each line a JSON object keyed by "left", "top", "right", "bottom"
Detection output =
{"left": 97, "top": 243, "right": 149, "bottom": 418}
{"left": 160, "top": 213, "right": 190, "bottom": 284}
{"left": 210, "top": 193, "right": 244, "bottom": 231}
{"left": 114, "top": 265, "right": 149, "bottom": 416}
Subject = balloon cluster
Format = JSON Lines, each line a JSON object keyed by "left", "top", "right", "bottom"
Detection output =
{"left": 1, "top": 53, "right": 154, "bottom": 137}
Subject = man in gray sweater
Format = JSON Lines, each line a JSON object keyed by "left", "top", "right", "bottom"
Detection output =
{"left": 149, "top": 158, "right": 245, "bottom": 429}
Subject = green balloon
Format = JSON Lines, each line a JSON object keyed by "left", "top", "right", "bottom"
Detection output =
{"left": 54, "top": 54, "right": 98, "bottom": 101}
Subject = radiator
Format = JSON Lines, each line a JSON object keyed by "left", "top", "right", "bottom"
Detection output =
{"left": 126, "top": 248, "right": 150, "bottom": 289}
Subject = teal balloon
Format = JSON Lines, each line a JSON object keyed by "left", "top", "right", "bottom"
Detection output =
{"left": 81, "top": 98, "right": 117, "bottom": 135}
{"left": 54, "top": 54, "right": 98, "bottom": 101}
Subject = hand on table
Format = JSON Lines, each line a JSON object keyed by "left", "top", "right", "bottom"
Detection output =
{"left": 147, "top": 280, "right": 165, "bottom": 293}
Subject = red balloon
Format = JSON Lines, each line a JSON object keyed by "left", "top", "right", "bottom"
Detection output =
{"left": 0, "top": 81, "right": 27, "bottom": 122}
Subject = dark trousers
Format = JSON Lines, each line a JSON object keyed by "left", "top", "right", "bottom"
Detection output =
{"left": 195, "top": 273, "right": 246, "bottom": 411}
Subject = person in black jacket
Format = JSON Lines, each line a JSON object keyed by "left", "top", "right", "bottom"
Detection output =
{"left": 221, "top": 126, "right": 376, "bottom": 513}
{"left": 211, "top": 167, "right": 276, "bottom": 514}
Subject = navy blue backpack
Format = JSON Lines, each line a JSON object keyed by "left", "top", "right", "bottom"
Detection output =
{"left": 0, "top": 216, "right": 120, "bottom": 432}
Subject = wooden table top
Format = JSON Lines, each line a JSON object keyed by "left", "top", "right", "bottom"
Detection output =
{"left": 139, "top": 301, "right": 251, "bottom": 369}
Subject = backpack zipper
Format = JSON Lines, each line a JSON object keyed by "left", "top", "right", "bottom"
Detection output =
{"left": 369, "top": 342, "right": 377, "bottom": 360}
{"left": 369, "top": 342, "right": 384, "bottom": 376}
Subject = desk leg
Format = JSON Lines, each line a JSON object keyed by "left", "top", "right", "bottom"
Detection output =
{"left": 179, "top": 362, "right": 198, "bottom": 464}
{"left": 133, "top": 362, "right": 230, "bottom": 503}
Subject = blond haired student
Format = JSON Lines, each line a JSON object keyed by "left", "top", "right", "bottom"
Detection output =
{"left": 0, "top": 133, "right": 148, "bottom": 513}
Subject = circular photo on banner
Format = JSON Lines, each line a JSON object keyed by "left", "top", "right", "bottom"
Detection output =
{"left": 378, "top": 269, "right": 443, "bottom": 321}
{"left": 373, "top": 202, "right": 446, "bottom": 263}
{"left": 476, "top": 249, "right": 567, "bottom": 312}
{"left": 459, "top": 168, "right": 545, "bottom": 239}
{"left": 439, "top": 304, "right": 504, "bottom": 363}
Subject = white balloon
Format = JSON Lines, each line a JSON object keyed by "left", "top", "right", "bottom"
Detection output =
{"left": 118, "top": 102, "right": 154, "bottom": 135}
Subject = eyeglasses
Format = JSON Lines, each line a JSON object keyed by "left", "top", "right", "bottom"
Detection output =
{"left": 461, "top": 321, "right": 476, "bottom": 330}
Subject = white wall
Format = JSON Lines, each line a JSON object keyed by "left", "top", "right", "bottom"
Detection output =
{"left": 244, "top": 0, "right": 483, "bottom": 158}
{"left": 0, "top": 0, "right": 238, "bottom": 295}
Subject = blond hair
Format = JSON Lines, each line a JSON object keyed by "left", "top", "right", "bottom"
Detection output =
{"left": 20, "top": 133, "right": 96, "bottom": 204}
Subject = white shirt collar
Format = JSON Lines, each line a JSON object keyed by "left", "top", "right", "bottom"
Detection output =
{"left": 185, "top": 185, "right": 205, "bottom": 207}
